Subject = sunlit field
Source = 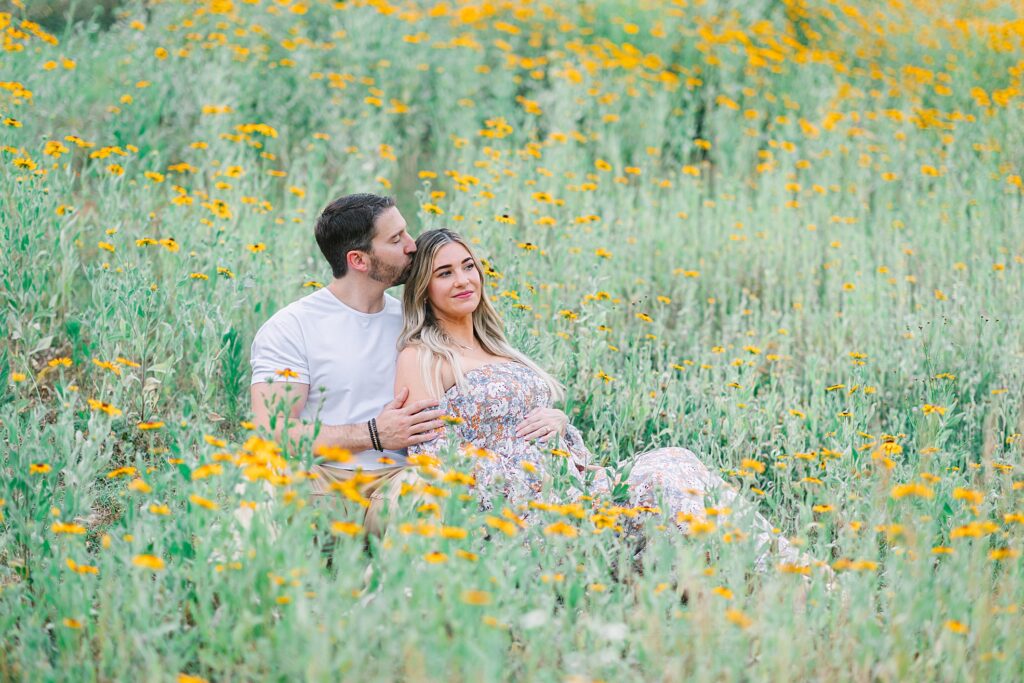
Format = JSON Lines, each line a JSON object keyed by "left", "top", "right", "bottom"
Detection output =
{"left": 2, "top": 0, "right": 1024, "bottom": 679}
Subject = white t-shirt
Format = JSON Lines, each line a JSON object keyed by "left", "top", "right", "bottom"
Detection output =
{"left": 250, "top": 287, "right": 407, "bottom": 470}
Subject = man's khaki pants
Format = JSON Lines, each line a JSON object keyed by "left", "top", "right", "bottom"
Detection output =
{"left": 231, "top": 464, "right": 426, "bottom": 553}
{"left": 308, "top": 464, "right": 426, "bottom": 538}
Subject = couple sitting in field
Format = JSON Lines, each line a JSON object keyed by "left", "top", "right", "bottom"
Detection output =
{"left": 250, "top": 193, "right": 808, "bottom": 571}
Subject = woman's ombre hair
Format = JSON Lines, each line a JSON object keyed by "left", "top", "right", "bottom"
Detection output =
{"left": 398, "top": 229, "right": 562, "bottom": 400}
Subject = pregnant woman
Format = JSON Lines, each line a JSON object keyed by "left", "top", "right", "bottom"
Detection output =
{"left": 395, "top": 229, "right": 812, "bottom": 572}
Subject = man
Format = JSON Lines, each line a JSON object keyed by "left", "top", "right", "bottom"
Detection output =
{"left": 249, "top": 193, "right": 443, "bottom": 533}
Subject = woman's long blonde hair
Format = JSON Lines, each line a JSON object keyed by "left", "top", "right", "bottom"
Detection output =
{"left": 398, "top": 229, "right": 563, "bottom": 400}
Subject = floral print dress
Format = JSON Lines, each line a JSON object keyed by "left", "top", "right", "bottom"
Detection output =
{"left": 409, "top": 361, "right": 804, "bottom": 569}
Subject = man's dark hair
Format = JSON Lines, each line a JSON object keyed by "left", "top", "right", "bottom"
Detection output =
{"left": 315, "top": 193, "right": 396, "bottom": 278}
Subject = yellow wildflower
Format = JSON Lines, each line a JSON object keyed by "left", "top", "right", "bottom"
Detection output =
{"left": 132, "top": 554, "right": 165, "bottom": 571}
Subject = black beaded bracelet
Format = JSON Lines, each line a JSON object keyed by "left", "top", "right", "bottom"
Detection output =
{"left": 370, "top": 419, "right": 382, "bottom": 450}
{"left": 368, "top": 418, "right": 383, "bottom": 451}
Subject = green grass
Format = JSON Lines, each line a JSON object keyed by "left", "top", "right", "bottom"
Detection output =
{"left": 2, "top": 0, "right": 1024, "bottom": 680}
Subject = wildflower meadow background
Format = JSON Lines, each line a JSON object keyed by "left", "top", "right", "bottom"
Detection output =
{"left": 2, "top": 0, "right": 1024, "bottom": 680}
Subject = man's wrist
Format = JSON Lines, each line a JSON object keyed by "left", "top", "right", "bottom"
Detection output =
{"left": 367, "top": 418, "right": 383, "bottom": 451}
{"left": 314, "top": 423, "right": 374, "bottom": 452}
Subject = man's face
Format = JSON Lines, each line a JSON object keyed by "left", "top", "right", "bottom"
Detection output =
{"left": 366, "top": 206, "right": 416, "bottom": 286}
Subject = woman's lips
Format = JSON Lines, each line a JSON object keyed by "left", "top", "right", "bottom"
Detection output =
{"left": 454, "top": 290, "right": 475, "bottom": 299}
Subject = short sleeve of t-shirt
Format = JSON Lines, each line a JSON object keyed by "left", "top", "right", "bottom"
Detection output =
{"left": 250, "top": 312, "right": 310, "bottom": 385}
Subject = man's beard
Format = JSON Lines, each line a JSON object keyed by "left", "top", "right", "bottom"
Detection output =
{"left": 367, "top": 253, "right": 413, "bottom": 286}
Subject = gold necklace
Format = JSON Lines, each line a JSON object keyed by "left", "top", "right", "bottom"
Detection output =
{"left": 451, "top": 337, "right": 478, "bottom": 352}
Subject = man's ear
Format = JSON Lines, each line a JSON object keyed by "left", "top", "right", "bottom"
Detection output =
{"left": 347, "top": 250, "right": 370, "bottom": 274}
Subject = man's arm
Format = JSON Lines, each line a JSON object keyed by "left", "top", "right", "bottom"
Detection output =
{"left": 250, "top": 381, "right": 374, "bottom": 451}
{"left": 251, "top": 381, "right": 446, "bottom": 451}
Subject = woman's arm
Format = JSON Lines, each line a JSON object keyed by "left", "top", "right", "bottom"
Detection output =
{"left": 396, "top": 346, "right": 452, "bottom": 455}
{"left": 395, "top": 345, "right": 441, "bottom": 404}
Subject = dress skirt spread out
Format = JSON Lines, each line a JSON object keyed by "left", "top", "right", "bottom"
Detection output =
{"left": 409, "top": 361, "right": 803, "bottom": 568}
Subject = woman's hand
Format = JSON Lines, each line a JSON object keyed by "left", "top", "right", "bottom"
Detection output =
{"left": 515, "top": 407, "right": 568, "bottom": 442}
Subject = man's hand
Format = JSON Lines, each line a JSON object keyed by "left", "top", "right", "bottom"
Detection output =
{"left": 375, "top": 387, "right": 446, "bottom": 449}
{"left": 515, "top": 407, "right": 568, "bottom": 442}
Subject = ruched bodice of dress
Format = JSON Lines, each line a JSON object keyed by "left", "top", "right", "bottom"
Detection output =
{"left": 440, "top": 362, "right": 552, "bottom": 450}
{"left": 409, "top": 361, "right": 593, "bottom": 509}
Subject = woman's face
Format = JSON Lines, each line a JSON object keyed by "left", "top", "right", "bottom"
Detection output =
{"left": 426, "top": 241, "right": 481, "bottom": 320}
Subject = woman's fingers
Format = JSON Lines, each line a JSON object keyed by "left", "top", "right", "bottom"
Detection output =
{"left": 517, "top": 421, "right": 558, "bottom": 441}
{"left": 517, "top": 408, "right": 566, "bottom": 440}
{"left": 515, "top": 424, "right": 538, "bottom": 438}
{"left": 516, "top": 418, "right": 553, "bottom": 438}
{"left": 514, "top": 416, "right": 537, "bottom": 437}
{"left": 517, "top": 408, "right": 552, "bottom": 435}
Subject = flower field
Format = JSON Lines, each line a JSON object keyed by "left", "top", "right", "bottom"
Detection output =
{"left": 2, "top": 0, "right": 1024, "bottom": 680}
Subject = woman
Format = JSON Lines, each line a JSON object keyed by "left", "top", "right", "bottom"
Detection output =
{"left": 395, "top": 229, "right": 810, "bottom": 571}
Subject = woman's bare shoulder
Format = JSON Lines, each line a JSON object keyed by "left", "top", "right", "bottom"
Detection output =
{"left": 397, "top": 343, "right": 424, "bottom": 362}
{"left": 396, "top": 344, "right": 433, "bottom": 382}
{"left": 395, "top": 343, "right": 454, "bottom": 400}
